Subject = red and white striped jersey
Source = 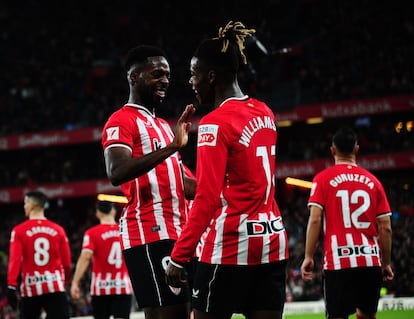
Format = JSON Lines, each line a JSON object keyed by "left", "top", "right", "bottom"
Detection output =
{"left": 7, "top": 219, "right": 71, "bottom": 297}
{"left": 102, "top": 104, "right": 187, "bottom": 249}
{"left": 172, "top": 96, "right": 289, "bottom": 265}
{"left": 81, "top": 223, "right": 133, "bottom": 296}
{"left": 308, "top": 163, "right": 392, "bottom": 270}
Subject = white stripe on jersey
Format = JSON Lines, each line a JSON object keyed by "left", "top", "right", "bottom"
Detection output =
{"left": 331, "top": 235, "right": 339, "bottom": 270}
{"left": 152, "top": 119, "right": 183, "bottom": 237}
{"left": 346, "top": 233, "right": 357, "bottom": 268}
{"left": 35, "top": 270, "right": 42, "bottom": 296}
{"left": 237, "top": 214, "right": 249, "bottom": 265}
{"left": 115, "top": 272, "right": 121, "bottom": 295}
{"left": 362, "top": 233, "right": 374, "bottom": 267}
{"left": 119, "top": 215, "right": 131, "bottom": 250}
{"left": 24, "top": 272, "right": 32, "bottom": 297}
{"left": 96, "top": 273, "right": 102, "bottom": 296}
{"left": 91, "top": 273, "right": 96, "bottom": 295}
{"left": 137, "top": 117, "right": 169, "bottom": 239}
{"left": 211, "top": 210, "right": 226, "bottom": 264}
{"left": 105, "top": 272, "right": 112, "bottom": 295}
{"left": 134, "top": 178, "right": 145, "bottom": 245}
{"left": 277, "top": 218, "right": 287, "bottom": 261}
{"left": 259, "top": 212, "right": 270, "bottom": 264}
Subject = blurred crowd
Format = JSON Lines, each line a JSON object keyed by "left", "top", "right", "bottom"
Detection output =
{"left": 1, "top": 0, "right": 413, "bottom": 135}
{"left": 1, "top": 0, "right": 414, "bottom": 317}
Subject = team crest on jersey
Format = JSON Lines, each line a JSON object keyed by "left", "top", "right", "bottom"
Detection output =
{"left": 106, "top": 127, "right": 119, "bottom": 141}
{"left": 198, "top": 124, "right": 218, "bottom": 146}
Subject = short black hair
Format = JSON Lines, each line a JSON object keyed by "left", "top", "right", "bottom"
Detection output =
{"left": 194, "top": 39, "right": 240, "bottom": 73}
{"left": 124, "top": 45, "right": 167, "bottom": 71}
{"left": 25, "top": 191, "right": 48, "bottom": 208}
{"left": 96, "top": 201, "right": 114, "bottom": 214}
{"left": 332, "top": 126, "right": 358, "bottom": 155}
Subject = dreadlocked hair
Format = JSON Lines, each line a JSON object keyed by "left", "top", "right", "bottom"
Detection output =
{"left": 215, "top": 21, "right": 256, "bottom": 65}
{"left": 194, "top": 20, "right": 256, "bottom": 74}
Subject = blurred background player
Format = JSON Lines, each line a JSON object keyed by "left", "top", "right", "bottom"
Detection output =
{"left": 301, "top": 126, "right": 394, "bottom": 319}
{"left": 166, "top": 21, "right": 289, "bottom": 319}
{"left": 7, "top": 190, "right": 71, "bottom": 319}
{"left": 71, "top": 200, "right": 133, "bottom": 319}
{"left": 101, "top": 45, "right": 195, "bottom": 319}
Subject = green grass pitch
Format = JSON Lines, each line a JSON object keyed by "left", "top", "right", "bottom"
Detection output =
{"left": 232, "top": 310, "right": 414, "bottom": 319}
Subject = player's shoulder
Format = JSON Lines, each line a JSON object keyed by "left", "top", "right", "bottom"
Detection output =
{"left": 86, "top": 223, "right": 107, "bottom": 234}
{"left": 105, "top": 105, "right": 132, "bottom": 123}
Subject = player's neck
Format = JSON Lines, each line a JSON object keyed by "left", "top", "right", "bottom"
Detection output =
{"left": 28, "top": 210, "right": 46, "bottom": 220}
{"left": 335, "top": 155, "right": 356, "bottom": 165}
{"left": 100, "top": 216, "right": 116, "bottom": 224}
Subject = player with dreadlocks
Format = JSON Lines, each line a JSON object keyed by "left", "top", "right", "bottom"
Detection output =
{"left": 166, "top": 21, "right": 289, "bottom": 319}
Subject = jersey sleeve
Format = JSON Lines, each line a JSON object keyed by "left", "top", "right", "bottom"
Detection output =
{"left": 171, "top": 118, "right": 228, "bottom": 263}
{"left": 81, "top": 229, "right": 95, "bottom": 253}
{"left": 59, "top": 228, "right": 72, "bottom": 284}
{"left": 7, "top": 229, "right": 21, "bottom": 287}
{"left": 308, "top": 172, "right": 325, "bottom": 209}
{"left": 102, "top": 110, "right": 135, "bottom": 152}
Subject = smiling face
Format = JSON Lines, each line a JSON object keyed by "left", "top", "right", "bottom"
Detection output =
{"left": 129, "top": 56, "right": 170, "bottom": 108}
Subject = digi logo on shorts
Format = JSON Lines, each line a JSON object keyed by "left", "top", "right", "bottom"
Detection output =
{"left": 106, "top": 127, "right": 119, "bottom": 141}
{"left": 198, "top": 124, "right": 219, "bottom": 146}
{"left": 247, "top": 217, "right": 285, "bottom": 236}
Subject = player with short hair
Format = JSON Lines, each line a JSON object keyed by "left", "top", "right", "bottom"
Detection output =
{"left": 71, "top": 200, "right": 133, "bottom": 319}
{"left": 101, "top": 45, "right": 196, "bottom": 319}
{"left": 301, "top": 126, "right": 394, "bottom": 319}
{"left": 165, "top": 21, "right": 289, "bottom": 319}
{"left": 7, "top": 190, "right": 71, "bottom": 319}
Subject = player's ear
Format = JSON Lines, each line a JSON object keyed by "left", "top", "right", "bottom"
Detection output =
{"left": 330, "top": 145, "right": 336, "bottom": 156}
{"left": 354, "top": 144, "right": 359, "bottom": 155}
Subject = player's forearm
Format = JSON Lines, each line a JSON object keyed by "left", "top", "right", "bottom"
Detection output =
{"left": 378, "top": 218, "right": 392, "bottom": 265}
{"left": 106, "top": 145, "right": 179, "bottom": 186}
{"left": 72, "top": 254, "right": 91, "bottom": 284}
{"left": 305, "top": 217, "right": 322, "bottom": 258}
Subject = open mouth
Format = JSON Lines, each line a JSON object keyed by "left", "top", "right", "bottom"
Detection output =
{"left": 155, "top": 89, "right": 166, "bottom": 98}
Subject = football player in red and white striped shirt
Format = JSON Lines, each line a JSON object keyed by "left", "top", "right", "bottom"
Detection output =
{"left": 7, "top": 191, "right": 71, "bottom": 319}
{"left": 71, "top": 201, "right": 133, "bottom": 319}
{"left": 165, "top": 21, "right": 289, "bottom": 319}
{"left": 102, "top": 45, "right": 195, "bottom": 319}
{"left": 301, "top": 127, "right": 394, "bottom": 319}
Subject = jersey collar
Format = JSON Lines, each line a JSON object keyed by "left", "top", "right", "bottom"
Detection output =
{"left": 125, "top": 103, "right": 155, "bottom": 117}
{"left": 218, "top": 95, "right": 249, "bottom": 108}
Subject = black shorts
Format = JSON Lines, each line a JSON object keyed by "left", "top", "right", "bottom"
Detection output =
{"left": 123, "top": 239, "right": 190, "bottom": 308}
{"left": 91, "top": 294, "right": 132, "bottom": 319}
{"left": 192, "top": 260, "right": 287, "bottom": 315}
{"left": 20, "top": 292, "right": 69, "bottom": 319}
{"left": 324, "top": 266, "right": 382, "bottom": 318}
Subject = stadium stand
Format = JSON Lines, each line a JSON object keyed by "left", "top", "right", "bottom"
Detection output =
{"left": 1, "top": 0, "right": 413, "bottom": 316}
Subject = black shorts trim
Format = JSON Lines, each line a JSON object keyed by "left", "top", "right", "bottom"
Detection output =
{"left": 123, "top": 239, "right": 190, "bottom": 308}
{"left": 21, "top": 292, "right": 69, "bottom": 319}
{"left": 192, "top": 260, "right": 287, "bottom": 314}
{"left": 324, "top": 266, "right": 382, "bottom": 318}
{"left": 91, "top": 294, "right": 132, "bottom": 319}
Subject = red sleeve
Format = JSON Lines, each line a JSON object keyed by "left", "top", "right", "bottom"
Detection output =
{"left": 102, "top": 109, "right": 135, "bottom": 151}
{"left": 7, "top": 229, "right": 21, "bottom": 287}
{"left": 171, "top": 118, "right": 228, "bottom": 263}
{"left": 60, "top": 229, "right": 72, "bottom": 285}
